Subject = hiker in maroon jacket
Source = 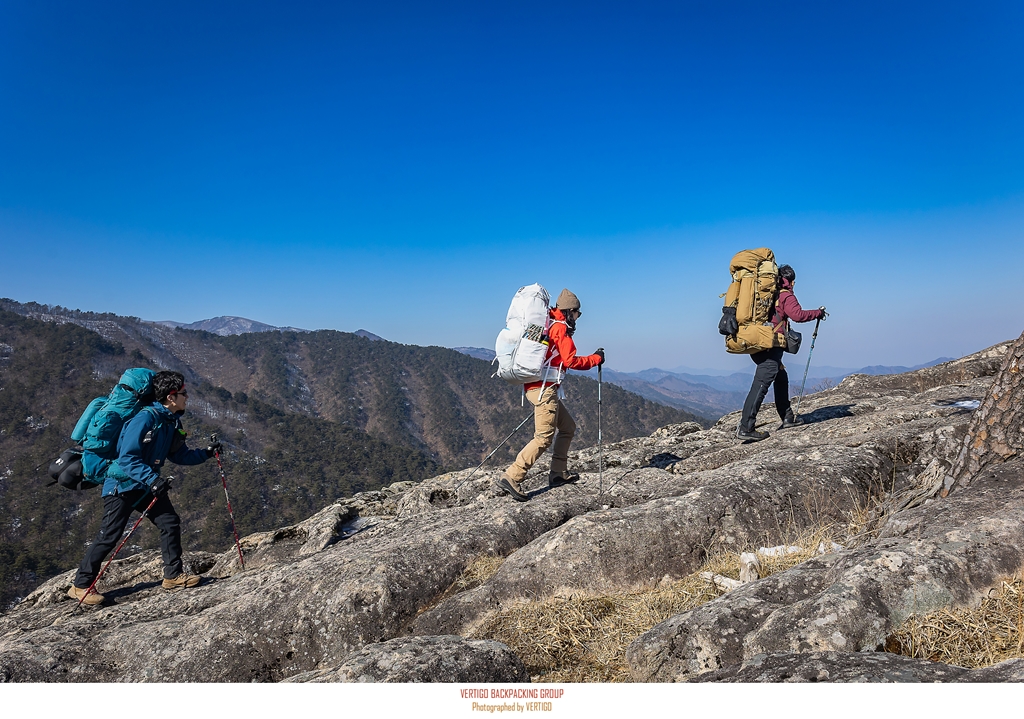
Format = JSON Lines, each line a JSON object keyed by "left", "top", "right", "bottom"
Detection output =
{"left": 738, "top": 264, "right": 827, "bottom": 441}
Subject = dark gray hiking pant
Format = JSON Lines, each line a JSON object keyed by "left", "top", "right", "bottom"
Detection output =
{"left": 740, "top": 347, "right": 790, "bottom": 431}
{"left": 74, "top": 488, "right": 183, "bottom": 588}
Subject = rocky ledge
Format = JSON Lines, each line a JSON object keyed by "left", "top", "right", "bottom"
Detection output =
{"left": 0, "top": 340, "right": 1020, "bottom": 682}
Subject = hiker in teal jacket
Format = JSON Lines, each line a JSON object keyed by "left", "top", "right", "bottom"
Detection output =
{"left": 68, "top": 371, "right": 221, "bottom": 605}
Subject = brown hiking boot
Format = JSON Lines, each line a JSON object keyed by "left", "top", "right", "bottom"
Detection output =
{"left": 494, "top": 476, "right": 529, "bottom": 502}
{"left": 548, "top": 471, "right": 580, "bottom": 488}
{"left": 67, "top": 585, "right": 105, "bottom": 606}
{"left": 162, "top": 573, "right": 201, "bottom": 590}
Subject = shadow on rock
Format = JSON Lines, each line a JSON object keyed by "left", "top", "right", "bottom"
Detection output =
{"left": 803, "top": 404, "right": 855, "bottom": 423}
{"left": 647, "top": 452, "right": 682, "bottom": 470}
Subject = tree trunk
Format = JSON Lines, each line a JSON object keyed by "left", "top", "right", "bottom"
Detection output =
{"left": 946, "top": 329, "right": 1024, "bottom": 493}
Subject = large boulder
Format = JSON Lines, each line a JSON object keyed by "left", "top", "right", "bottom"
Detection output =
{"left": 626, "top": 458, "right": 1024, "bottom": 681}
{"left": 410, "top": 445, "right": 882, "bottom": 637}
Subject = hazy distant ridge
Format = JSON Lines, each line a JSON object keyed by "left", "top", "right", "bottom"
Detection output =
{"left": 451, "top": 347, "right": 956, "bottom": 419}
{"left": 151, "top": 316, "right": 309, "bottom": 336}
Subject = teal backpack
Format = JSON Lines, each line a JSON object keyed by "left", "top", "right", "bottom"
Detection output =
{"left": 60, "top": 368, "right": 156, "bottom": 489}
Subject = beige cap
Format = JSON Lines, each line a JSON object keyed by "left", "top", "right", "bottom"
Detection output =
{"left": 555, "top": 288, "right": 581, "bottom": 311}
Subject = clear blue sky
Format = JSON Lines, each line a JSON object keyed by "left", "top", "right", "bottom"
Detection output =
{"left": 2, "top": 1, "right": 1022, "bottom": 372}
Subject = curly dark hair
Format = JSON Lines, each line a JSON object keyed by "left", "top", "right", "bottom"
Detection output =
{"left": 778, "top": 264, "right": 796, "bottom": 284}
{"left": 153, "top": 371, "right": 186, "bottom": 403}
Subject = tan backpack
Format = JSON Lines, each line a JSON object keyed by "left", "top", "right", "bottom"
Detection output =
{"left": 719, "top": 248, "right": 785, "bottom": 354}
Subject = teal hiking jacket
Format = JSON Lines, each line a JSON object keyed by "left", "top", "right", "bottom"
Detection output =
{"left": 102, "top": 403, "right": 209, "bottom": 496}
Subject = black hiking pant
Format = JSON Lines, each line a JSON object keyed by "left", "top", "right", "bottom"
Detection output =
{"left": 740, "top": 347, "right": 790, "bottom": 431}
{"left": 74, "top": 488, "right": 183, "bottom": 588}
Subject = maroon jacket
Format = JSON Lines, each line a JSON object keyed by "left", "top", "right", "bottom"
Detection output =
{"left": 770, "top": 278, "right": 823, "bottom": 334}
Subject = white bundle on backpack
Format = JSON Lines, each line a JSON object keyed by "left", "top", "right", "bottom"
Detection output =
{"left": 494, "top": 283, "right": 556, "bottom": 384}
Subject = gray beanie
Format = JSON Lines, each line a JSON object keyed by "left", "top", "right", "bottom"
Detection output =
{"left": 555, "top": 288, "right": 581, "bottom": 311}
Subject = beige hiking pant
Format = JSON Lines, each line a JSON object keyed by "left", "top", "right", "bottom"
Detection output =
{"left": 505, "top": 385, "right": 576, "bottom": 482}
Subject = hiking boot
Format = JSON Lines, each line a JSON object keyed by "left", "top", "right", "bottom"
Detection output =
{"left": 737, "top": 427, "right": 770, "bottom": 441}
{"left": 494, "top": 476, "right": 530, "bottom": 502}
{"left": 781, "top": 410, "right": 805, "bottom": 429}
{"left": 548, "top": 471, "right": 580, "bottom": 488}
{"left": 162, "top": 573, "right": 201, "bottom": 590}
{"left": 67, "top": 584, "right": 105, "bottom": 606}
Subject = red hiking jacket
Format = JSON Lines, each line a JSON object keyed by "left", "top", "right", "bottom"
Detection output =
{"left": 524, "top": 308, "right": 602, "bottom": 392}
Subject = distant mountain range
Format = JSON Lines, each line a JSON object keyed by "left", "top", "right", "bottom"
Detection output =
{"left": 451, "top": 347, "right": 496, "bottom": 362}
{"left": 153, "top": 316, "right": 310, "bottom": 336}
{"left": 452, "top": 347, "right": 954, "bottom": 420}
{"left": 152, "top": 316, "right": 387, "bottom": 342}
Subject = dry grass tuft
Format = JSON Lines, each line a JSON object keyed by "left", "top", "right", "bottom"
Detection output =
{"left": 887, "top": 577, "right": 1024, "bottom": 668}
{"left": 425, "top": 554, "right": 507, "bottom": 612}
{"left": 471, "top": 526, "right": 838, "bottom": 682}
{"left": 453, "top": 555, "right": 506, "bottom": 593}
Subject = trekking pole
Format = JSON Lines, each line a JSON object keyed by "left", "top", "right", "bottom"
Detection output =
{"left": 76, "top": 494, "right": 159, "bottom": 609}
{"left": 598, "top": 358, "right": 604, "bottom": 496}
{"left": 455, "top": 412, "right": 534, "bottom": 491}
{"left": 793, "top": 317, "right": 822, "bottom": 418}
{"left": 211, "top": 434, "right": 245, "bottom": 570}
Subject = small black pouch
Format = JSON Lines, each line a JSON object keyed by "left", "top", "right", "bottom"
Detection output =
{"left": 48, "top": 446, "right": 85, "bottom": 489}
{"left": 718, "top": 306, "right": 738, "bottom": 336}
{"left": 784, "top": 327, "right": 802, "bottom": 354}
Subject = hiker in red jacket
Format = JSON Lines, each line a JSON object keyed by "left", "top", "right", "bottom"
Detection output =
{"left": 738, "top": 265, "right": 827, "bottom": 441}
{"left": 496, "top": 289, "right": 604, "bottom": 501}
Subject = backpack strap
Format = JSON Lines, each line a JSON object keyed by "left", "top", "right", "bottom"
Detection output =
{"left": 137, "top": 406, "right": 167, "bottom": 445}
{"left": 538, "top": 316, "right": 568, "bottom": 392}
{"left": 771, "top": 289, "right": 791, "bottom": 333}
{"left": 140, "top": 405, "right": 162, "bottom": 423}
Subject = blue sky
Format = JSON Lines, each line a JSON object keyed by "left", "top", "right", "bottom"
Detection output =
{"left": 2, "top": 1, "right": 1022, "bottom": 372}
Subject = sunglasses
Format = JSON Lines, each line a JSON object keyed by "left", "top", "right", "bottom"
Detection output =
{"left": 172, "top": 389, "right": 188, "bottom": 398}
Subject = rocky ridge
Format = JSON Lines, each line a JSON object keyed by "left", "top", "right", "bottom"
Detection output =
{"left": 1, "top": 340, "right": 1022, "bottom": 683}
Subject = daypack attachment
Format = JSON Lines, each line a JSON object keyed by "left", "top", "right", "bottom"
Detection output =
{"left": 51, "top": 368, "right": 157, "bottom": 490}
{"left": 720, "top": 248, "right": 784, "bottom": 354}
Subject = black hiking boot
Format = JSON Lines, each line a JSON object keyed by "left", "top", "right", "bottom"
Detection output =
{"left": 548, "top": 471, "right": 580, "bottom": 488}
{"left": 780, "top": 410, "right": 804, "bottom": 429}
{"left": 736, "top": 424, "right": 770, "bottom": 442}
{"left": 494, "top": 476, "right": 530, "bottom": 502}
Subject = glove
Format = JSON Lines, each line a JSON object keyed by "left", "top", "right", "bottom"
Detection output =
{"left": 594, "top": 348, "right": 605, "bottom": 366}
{"left": 150, "top": 475, "right": 173, "bottom": 496}
{"left": 818, "top": 307, "right": 828, "bottom": 320}
{"left": 206, "top": 440, "right": 223, "bottom": 458}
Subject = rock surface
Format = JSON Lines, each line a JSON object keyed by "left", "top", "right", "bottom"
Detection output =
{"left": 689, "top": 651, "right": 1024, "bottom": 682}
{"left": 1, "top": 341, "right": 1021, "bottom": 683}
{"left": 283, "top": 635, "right": 529, "bottom": 683}
{"left": 626, "top": 457, "right": 1024, "bottom": 681}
